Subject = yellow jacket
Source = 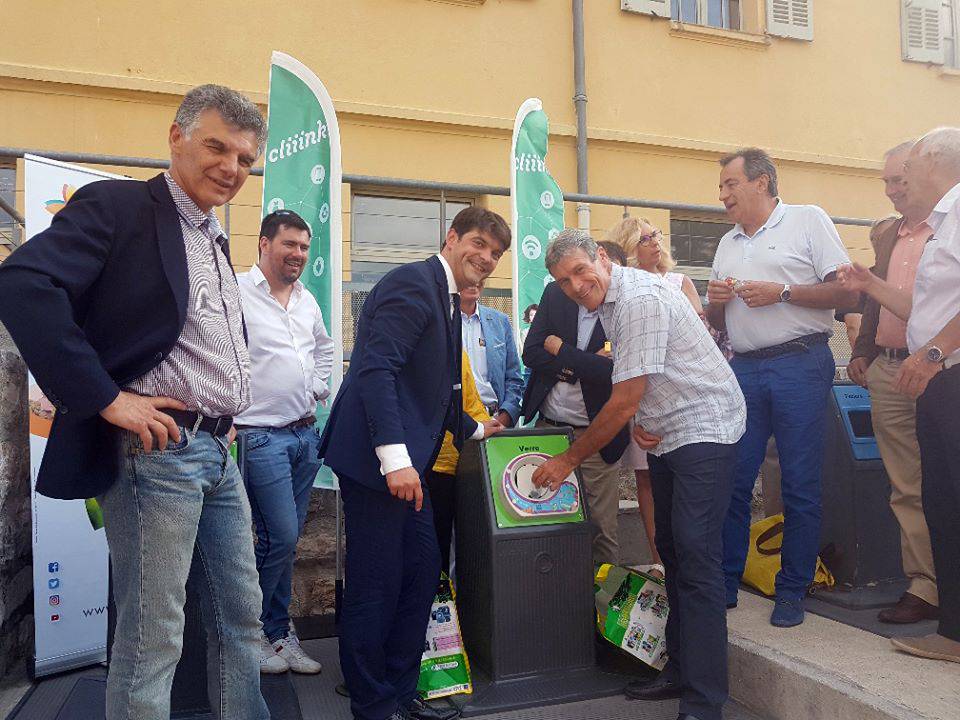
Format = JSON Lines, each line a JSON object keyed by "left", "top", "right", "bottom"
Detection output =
{"left": 432, "top": 351, "right": 491, "bottom": 475}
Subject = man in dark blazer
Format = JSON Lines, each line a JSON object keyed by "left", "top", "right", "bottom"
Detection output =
{"left": 319, "top": 207, "right": 509, "bottom": 720}
{"left": 521, "top": 273, "right": 630, "bottom": 565}
{"left": 0, "top": 86, "right": 270, "bottom": 720}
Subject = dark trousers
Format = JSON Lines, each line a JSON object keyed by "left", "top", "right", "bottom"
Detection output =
{"left": 649, "top": 442, "right": 736, "bottom": 720}
{"left": 339, "top": 476, "right": 441, "bottom": 720}
{"left": 916, "top": 365, "right": 960, "bottom": 642}
{"left": 723, "top": 344, "right": 835, "bottom": 601}
{"left": 425, "top": 470, "right": 456, "bottom": 574}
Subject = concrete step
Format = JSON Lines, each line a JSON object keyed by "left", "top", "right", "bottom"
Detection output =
{"left": 728, "top": 593, "right": 960, "bottom": 720}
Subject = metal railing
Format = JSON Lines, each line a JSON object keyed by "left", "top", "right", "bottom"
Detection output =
{"left": 0, "top": 146, "right": 875, "bottom": 231}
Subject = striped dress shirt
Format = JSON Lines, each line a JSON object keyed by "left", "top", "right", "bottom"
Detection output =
{"left": 126, "top": 174, "right": 250, "bottom": 417}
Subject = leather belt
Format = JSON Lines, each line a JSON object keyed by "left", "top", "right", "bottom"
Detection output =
{"left": 879, "top": 347, "right": 910, "bottom": 361}
{"left": 539, "top": 416, "right": 588, "bottom": 430}
{"left": 234, "top": 414, "right": 316, "bottom": 432}
{"left": 163, "top": 410, "right": 233, "bottom": 438}
{"left": 735, "top": 332, "right": 829, "bottom": 360}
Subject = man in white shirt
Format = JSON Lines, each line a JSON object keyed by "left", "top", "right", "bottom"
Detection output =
{"left": 531, "top": 229, "right": 745, "bottom": 720}
{"left": 838, "top": 127, "right": 960, "bottom": 664}
{"left": 706, "top": 147, "right": 857, "bottom": 628}
{"left": 234, "top": 210, "right": 333, "bottom": 675}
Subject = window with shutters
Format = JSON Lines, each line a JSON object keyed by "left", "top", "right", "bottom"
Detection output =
{"left": 901, "top": 0, "right": 950, "bottom": 65}
{"left": 766, "top": 0, "right": 813, "bottom": 40}
{"left": 672, "top": 0, "right": 742, "bottom": 29}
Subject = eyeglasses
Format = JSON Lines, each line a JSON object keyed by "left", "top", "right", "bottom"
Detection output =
{"left": 637, "top": 230, "right": 662, "bottom": 247}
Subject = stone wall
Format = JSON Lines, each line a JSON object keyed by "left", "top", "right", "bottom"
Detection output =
{"left": 291, "top": 488, "right": 339, "bottom": 618}
{"left": 0, "top": 326, "right": 33, "bottom": 676}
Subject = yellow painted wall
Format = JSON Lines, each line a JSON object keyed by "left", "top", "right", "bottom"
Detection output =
{"left": 3, "top": 0, "right": 958, "bottom": 276}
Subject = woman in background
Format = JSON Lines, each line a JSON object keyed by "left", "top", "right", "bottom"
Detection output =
{"left": 604, "top": 217, "right": 703, "bottom": 579}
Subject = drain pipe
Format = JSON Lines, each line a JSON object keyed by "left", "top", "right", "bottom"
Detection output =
{"left": 572, "top": 0, "right": 590, "bottom": 231}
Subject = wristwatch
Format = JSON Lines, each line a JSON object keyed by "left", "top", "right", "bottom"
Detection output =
{"left": 925, "top": 345, "right": 945, "bottom": 364}
{"left": 779, "top": 284, "right": 792, "bottom": 303}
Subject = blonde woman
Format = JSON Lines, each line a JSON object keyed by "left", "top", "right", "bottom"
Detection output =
{"left": 605, "top": 217, "right": 703, "bottom": 579}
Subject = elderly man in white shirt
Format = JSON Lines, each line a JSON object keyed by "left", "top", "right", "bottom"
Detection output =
{"left": 838, "top": 127, "right": 960, "bottom": 664}
{"left": 531, "top": 229, "right": 745, "bottom": 720}
{"left": 706, "top": 147, "right": 857, "bottom": 629}
{"left": 233, "top": 210, "right": 333, "bottom": 675}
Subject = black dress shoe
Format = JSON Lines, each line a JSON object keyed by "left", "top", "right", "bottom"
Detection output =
{"left": 624, "top": 673, "right": 681, "bottom": 700}
{"left": 406, "top": 696, "right": 460, "bottom": 720}
{"left": 677, "top": 714, "right": 703, "bottom": 719}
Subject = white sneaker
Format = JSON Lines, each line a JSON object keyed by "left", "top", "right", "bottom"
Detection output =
{"left": 259, "top": 634, "right": 289, "bottom": 674}
{"left": 274, "top": 633, "right": 323, "bottom": 674}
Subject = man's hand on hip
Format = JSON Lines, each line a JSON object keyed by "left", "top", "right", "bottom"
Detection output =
{"left": 386, "top": 467, "right": 424, "bottom": 511}
{"left": 99, "top": 391, "right": 187, "bottom": 453}
{"left": 847, "top": 357, "right": 870, "bottom": 388}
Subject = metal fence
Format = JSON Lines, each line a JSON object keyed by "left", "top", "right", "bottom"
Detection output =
{"left": 0, "top": 146, "right": 871, "bottom": 365}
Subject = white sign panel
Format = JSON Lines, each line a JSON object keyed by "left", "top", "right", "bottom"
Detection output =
{"left": 24, "top": 154, "right": 126, "bottom": 676}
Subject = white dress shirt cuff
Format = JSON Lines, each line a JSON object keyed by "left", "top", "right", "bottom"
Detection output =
{"left": 470, "top": 423, "right": 484, "bottom": 441}
{"left": 313, "top": 379, "right": 330, "bottom": 402}
{"left": 375, "top": 444, "right": 413, "bottom": 475}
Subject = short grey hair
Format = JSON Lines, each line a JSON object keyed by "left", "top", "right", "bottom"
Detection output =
{"left": 175, "top": 84, "right": 267, "bottom": 156}
{"left": 884, "top": 140, "right": 915, "bottom": 159}
{"left": 915, "top": 127, "right": 960, "bottom": 173}
{"left": 545, "top": 228, "right": 597, "bottom": 271}
{"left": 720, "top": 147, "right": 778, "bottom": 197}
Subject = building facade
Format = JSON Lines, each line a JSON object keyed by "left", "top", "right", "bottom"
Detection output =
{"left": 2, "top": 0, "right": 959, "bottom": 300}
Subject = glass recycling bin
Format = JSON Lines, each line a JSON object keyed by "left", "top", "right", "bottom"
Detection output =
{"left": 454, "top": 427, "right": 600, "bottom": 712}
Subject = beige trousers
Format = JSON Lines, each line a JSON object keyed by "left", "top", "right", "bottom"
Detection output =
{"left": 866, "top": 355, "right": 938, "bottom": 605}
{"left": 536, "top": 420, "right": 621, "bottom": 566}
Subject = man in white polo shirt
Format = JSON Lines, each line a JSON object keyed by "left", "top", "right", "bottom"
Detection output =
{"left": 532, "top": 229, "right": 746, "bottom": 720}
{"left": 839, "top": 128, "right": 960, "bottom": 663}
{"left": 706, "top": 147, "right": 856, "bottom": 628}
{"left": 234, "top": 210, "right": 334, "bottom": 675}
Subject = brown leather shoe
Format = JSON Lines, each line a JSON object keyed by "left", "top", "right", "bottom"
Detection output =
{"left": 891, "top": 633, "right": 960, "bottom": 663}
{"left": 877, "top": 593, "right": 939, "bottom": 624}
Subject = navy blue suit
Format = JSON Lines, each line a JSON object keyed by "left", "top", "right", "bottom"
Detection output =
{"left": 0, "top": 174, "right": 196, "bottom": 500}
{"left": 319, "top": 255, "right": 476, "bottom": 719}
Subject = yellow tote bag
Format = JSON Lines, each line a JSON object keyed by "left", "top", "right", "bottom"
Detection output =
{"left": 741, "top": 514, "right": 834, "bottom": 596}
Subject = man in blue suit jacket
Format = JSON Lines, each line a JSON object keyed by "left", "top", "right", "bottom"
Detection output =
{"left": 459, "top": 280, "right": 524, "bottom": 426}
{"left": 319, "top": 207, "right": 510, "bottom": 720}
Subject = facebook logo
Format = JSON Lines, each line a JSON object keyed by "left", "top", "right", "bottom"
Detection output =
{"left": 48, "top": 562, "right": 60, "bottom": 573}
{"left": 48, "top": 579, "right": 60, "bottom": 590}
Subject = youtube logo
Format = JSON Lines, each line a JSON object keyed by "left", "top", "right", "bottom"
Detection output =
{"left": 50, "top": 614, "right": 60, "bottom": 622}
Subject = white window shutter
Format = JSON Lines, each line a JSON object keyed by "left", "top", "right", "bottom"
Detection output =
{"left": 901, "top": 0, "right": 944, "bottom": 64}
{"left": 621, "top": 0, "right": 671, "bottom": 18}
{"left": 767, "top": 0, "right": 814, "bottom": 40}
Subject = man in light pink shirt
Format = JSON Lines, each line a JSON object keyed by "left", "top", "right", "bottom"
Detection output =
{"left": 845, "top": 141, "right": 938, "bottom": 624}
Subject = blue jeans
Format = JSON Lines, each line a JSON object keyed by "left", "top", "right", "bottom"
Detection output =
{"left": 723, "top": 343, "right": 835, "bottom": 601}
{"left": 98, "top": 429, "right": 268, "bottom": 720}
{"left": 339, "top": 476, "right": 441, "bottom": 720}
{"left": 239, "top": 425, "right": 320, "bottom": 642}
{"left": 650, "top": 442, "right": 735, "bottom": 720}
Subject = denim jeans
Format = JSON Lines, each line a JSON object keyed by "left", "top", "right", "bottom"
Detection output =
{"left": 98, "top": 429, "right": 268, "bottom": 720}
{"left": 649, "top": 442, "right": 736, "bottom": 720}
{"left": 239, "top": 425, "right": 321, "bottom": 642}
{"left": 723, "top": 343, "right": 835, "bottom": 601}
